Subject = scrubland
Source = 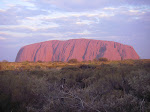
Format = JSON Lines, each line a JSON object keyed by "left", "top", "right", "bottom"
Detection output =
{"left": 0, "top": 59, "right": 150, "bottom": 112}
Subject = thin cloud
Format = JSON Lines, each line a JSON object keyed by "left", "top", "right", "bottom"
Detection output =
{"left": 0, "top": 37, "right": 6, "bottom": 40}
{"left": 76, "top": 20, "right": 94, "bottom": 25}
{"left": 30, "top": 0, "right": 150, "bottom": 11}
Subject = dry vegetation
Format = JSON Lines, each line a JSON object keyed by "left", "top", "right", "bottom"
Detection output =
{"left": 0, "top": 59, "right": 150, "bottom": 112}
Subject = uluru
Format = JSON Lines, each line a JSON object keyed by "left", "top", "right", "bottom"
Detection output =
{"left": 15, "top": 39, "right": 140, "bottom": 62}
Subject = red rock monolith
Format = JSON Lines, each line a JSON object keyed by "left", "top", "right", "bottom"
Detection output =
{"left": 15, "top": 39, "right": 140, "bottom": 62}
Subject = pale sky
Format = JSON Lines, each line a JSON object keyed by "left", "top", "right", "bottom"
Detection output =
{"left": 0, "top": 0, "right": 150, "bottom": 61}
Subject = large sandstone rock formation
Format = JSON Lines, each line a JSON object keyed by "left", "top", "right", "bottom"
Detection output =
{"left": 15, "top": 39, "right": 139, "bottom": 62}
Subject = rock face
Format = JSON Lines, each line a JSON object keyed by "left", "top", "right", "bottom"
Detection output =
{"left": 15, "top": 39, "right": 140, "bottom": 62}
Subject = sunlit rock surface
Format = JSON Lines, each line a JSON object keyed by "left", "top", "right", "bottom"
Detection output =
{"left": 16, "top": 39, "right": 140, "bottom": 62}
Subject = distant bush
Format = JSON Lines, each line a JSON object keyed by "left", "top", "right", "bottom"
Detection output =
{"left": 2, "top": 60, "right": 8, "bottom": 62}
{"left": 98, "top": 57, "right": 108, "bottom": 62}
{"left": 93, "top": 58, "right": 98, "bottom": 62}
{"left": 22, "top": 61, "right": 30, "bottom": 66}
{"left": 68, "top": 59, "right": 78, "bottom": 63}
{"left": 87, "top": 60, "right": 92, "bottom": 63}
{"left": 35, "top": 65, "right": 41, "bottom": 69}
{"left": 61, "top": 66, "right": 80, "bottom": 72}
{"left": 37, "top": 60, "right": 43, "bottom": 63}
{"left": 79, "top": 64, "right": 96, "bottom": 69}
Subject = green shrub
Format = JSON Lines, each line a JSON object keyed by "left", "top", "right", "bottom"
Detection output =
{"left": 22, "top": 61, "right": 29, "bottom": 65}
{"left": 92, "top": 58, "right": 98, "bottom": 62}
{"left": 79, "top": 64, "right": 96, "bottom": 69}
{"left": 61, "top": 66, "right": 80, "bottom": 72}
{"left": 68, "top": 59, "right": 78, "bottom": 63}
{"left": 37, "top": 60, "right": 43, "bottom": 63}
{"left": 98, "top": 57, "right": 108, "bottom": 62}
{"left": 128, "top": 70, "right": 150, "bottom": 101}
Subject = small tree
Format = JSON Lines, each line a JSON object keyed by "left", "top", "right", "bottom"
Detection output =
{"left": 98, "top": 57, "right": 108, "bottom": 62}
{"left": 93, "top": 58, "right": 98, "bottom": 62}
{"left": 2, "top": 60, "right": 8, "bottom": 62}
{"left": 68, "top": 59, "right": 78, "bottom": 63}
{"left": 37, "top": 60, "right": 43, "bottom": 63}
